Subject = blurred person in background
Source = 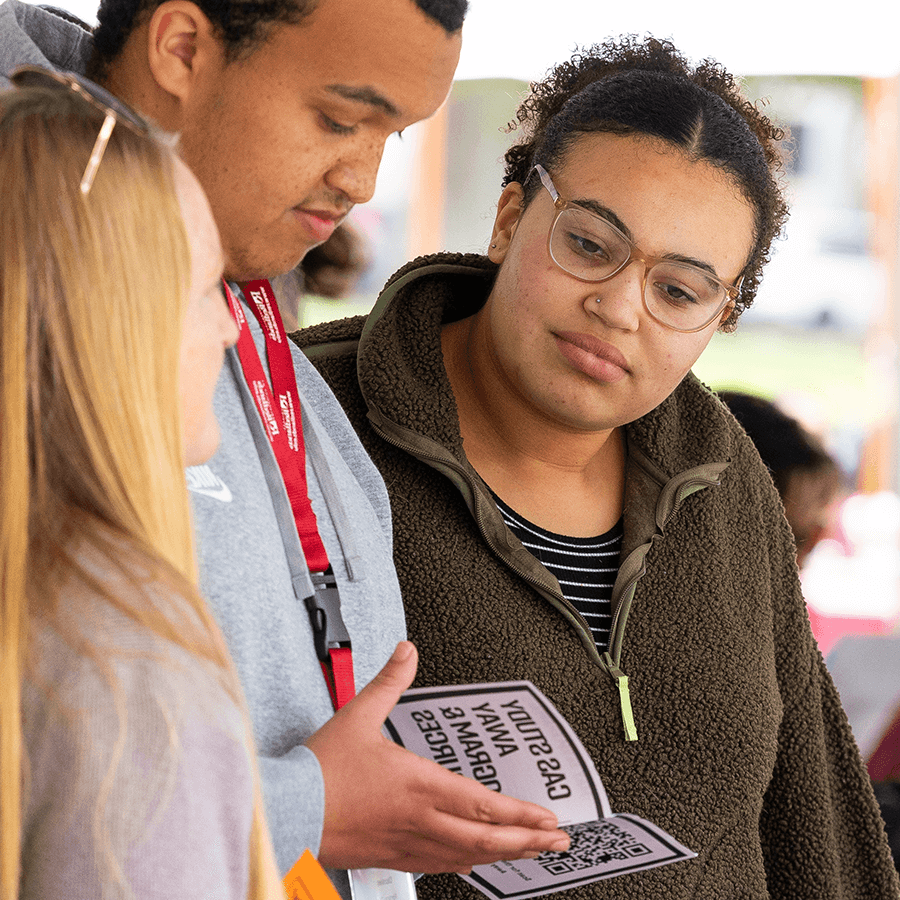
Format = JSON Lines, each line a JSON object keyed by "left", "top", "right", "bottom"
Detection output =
{"left": 717, "top": 393, "right": 900, "bottom": 875}
{"left": 297, "top": 36, "right": 899, "bottom": 898}
{"left": 301, "top": 223, "right": 369, "bottom": 300}
{"left": 0, "top": 0, "right": 571, "bottom": 890}
{"left": 272, "top": 223, "right": 370, "bottom": 331}
{"left": 0, "top": 77, "right": 282, "bottom": 899}
{"left": 717, "top": 390, "right": 843, "bottom": 567}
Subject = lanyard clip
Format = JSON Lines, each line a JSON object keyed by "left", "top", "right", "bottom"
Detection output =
{"left": 304, "top": 569, "right": 351, "bottom": 664}
{"left": 303, "top": 594, "right": 330, "bottom": 663}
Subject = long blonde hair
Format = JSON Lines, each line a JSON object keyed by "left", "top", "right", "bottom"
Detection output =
{"left": 0, "top": 86, "right": 280, "bottom": 899}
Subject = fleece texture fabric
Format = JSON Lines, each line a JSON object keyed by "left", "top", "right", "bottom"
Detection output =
{"left": 295, "top": 252, "right": 900, "bottom": 900}
{"left": 1, "top": 10, "right": 406, "bottom": 892}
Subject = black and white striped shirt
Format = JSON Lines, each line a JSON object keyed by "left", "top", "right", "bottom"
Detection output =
{"left": 493, "top": 494, "right": 623, "bottom": 653}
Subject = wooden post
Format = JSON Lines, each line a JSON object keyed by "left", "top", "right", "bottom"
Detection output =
{"left": 859, "top": 76, "right": 900, "bottom": 492}
{"left": 406, "top": 101, "right": 450, "bottom": 260}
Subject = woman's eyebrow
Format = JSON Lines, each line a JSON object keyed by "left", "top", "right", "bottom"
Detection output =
{"left": 572, "top": 198, "right": 631, "bottom": 239}
{"left": 667, "top": 254, "right": 719, "bottom": 277}
{"left": 572, "top": 197, "right": 720, "bottom": 277}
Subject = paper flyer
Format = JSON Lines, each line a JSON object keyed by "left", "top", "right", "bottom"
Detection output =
{"left": 385, "top": 681, "right": 695, "bottom": 899}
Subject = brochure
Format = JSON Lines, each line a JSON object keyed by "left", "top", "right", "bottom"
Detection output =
{"left": 385, "top": 681, "right": 695, "bottom": 899}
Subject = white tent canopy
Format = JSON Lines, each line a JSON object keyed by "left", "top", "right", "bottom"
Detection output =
{"left": 455, "top": 1, "right": 900, "bottom": 81}
{"left": 23, "top": 0, "right": 900, "bottom": 80}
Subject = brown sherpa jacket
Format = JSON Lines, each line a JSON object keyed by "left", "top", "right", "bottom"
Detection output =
{"left": 294, "top": 253, "right": 899, "bottom": 900}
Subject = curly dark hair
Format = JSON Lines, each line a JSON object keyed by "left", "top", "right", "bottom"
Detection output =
{"left": 88, "top": 0, "right": 467, "bottom": 80}
{"left": 717, "top": 391, "right": 838, "bottom": 496}
{"left": 503, "top": 36, "right": 789, "bottom": 329}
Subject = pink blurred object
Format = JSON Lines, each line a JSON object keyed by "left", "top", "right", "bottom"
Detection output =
{"left": 808, "top": 606, "right": 900, "bottom": 657}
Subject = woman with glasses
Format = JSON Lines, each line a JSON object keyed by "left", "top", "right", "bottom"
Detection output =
{"left": 1, "top": 77, "right": 283, "bottom": 898}
{"left": 297, "top": 36, "right": 898, "bottom": 898}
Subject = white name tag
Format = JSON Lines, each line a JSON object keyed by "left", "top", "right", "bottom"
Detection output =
{"left": 349, "top": 868, "right": 417, "bottom": 900}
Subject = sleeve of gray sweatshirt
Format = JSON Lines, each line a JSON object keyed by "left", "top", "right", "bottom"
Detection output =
{"left": 188, "top": 309, "right": 405, "bottom": 899}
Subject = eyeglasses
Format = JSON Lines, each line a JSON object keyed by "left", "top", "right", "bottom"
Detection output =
{"left": 532, "top": 164, "right": 742, "bottom": 333}
{"left": 10, "top": 65, "right": 150, "bottom": 195}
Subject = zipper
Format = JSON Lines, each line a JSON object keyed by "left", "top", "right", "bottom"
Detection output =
{"left": 371, "top": 410, "right": 722, "bottom": 746}
{"left": 602, "top": 652, "right": 637, "bottom": 742}
{"left": 370, "top": 415, "right": 602, "bottom": 661}
{"left": 604, "top": 471, "right": 725, "bottom": 740}
{"left": 470, "top": 482, "right": 602, "bottom": 661}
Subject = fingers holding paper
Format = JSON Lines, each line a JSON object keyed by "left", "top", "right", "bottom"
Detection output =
{"left": 305, "top": 641, "right": 571, "bottom": 873}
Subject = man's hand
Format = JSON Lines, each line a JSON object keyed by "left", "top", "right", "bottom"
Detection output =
{"left": 306, "top": 641, "right": 571, "bottom": 873}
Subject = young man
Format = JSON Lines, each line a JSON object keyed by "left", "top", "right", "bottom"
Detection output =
{"left": 0, "top": 0, "right": 569, "bottom": 892}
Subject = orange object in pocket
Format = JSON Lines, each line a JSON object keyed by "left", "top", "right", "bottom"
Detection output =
{"left": 284, "top": 849, "right": 343, "bottom": 900}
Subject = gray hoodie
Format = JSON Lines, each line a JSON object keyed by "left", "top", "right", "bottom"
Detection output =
{"left": 1, "top": 5, "right": 405, "bottom": 894}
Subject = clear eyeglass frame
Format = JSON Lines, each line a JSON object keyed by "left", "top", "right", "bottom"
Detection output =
{"left": 532, "top": 163, "right": 743, "bottom": 333}
{"left": 10, "top": 65, "right": 150, "bottom": 195}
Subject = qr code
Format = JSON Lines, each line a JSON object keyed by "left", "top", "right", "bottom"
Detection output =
{"left": 535, "top": 820, "right": 652, "bottom": 874}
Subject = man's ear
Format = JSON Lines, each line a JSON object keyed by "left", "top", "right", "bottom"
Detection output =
{"left": 147, "top": 1, "right": 220, "bottom": 102}
{"left": 487, "top": 182, "right": 525, "bottom": 264}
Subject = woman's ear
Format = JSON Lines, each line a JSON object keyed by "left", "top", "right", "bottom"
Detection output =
{"left": 488, "top": 182, "right": 525, "bottom": 264}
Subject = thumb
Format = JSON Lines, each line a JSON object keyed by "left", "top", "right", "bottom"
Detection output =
{"left": 347, "top": 641, "right": 418, "bottom": 732}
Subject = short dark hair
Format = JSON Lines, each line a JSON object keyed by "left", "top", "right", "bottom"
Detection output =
{"left": 88, "top": 0, "right": 466, "bottom": 80}
{"left": 412, "top": 0, "right": 466, "bottom": 33}
{"left": 503, "top": 36, "right": 789, "bottom": 329}
{"left": 718, "top": 391, "right": 838, "bottom": 497}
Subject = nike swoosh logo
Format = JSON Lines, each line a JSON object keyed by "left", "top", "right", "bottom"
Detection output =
{"left": 186, "top": 466, "right": 233, "bottom": 503}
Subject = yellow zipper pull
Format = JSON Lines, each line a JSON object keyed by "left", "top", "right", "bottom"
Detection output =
{"left": 602, "top": 652, "right": 637, "bottom": 742}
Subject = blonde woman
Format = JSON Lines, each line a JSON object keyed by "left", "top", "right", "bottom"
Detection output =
{"left": 0, "top": 74, "right": 282, "bottom": 899}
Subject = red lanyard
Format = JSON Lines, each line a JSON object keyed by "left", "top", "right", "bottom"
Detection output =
{"left": 224, "top": 279, "right": 355, "bottom": 710}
